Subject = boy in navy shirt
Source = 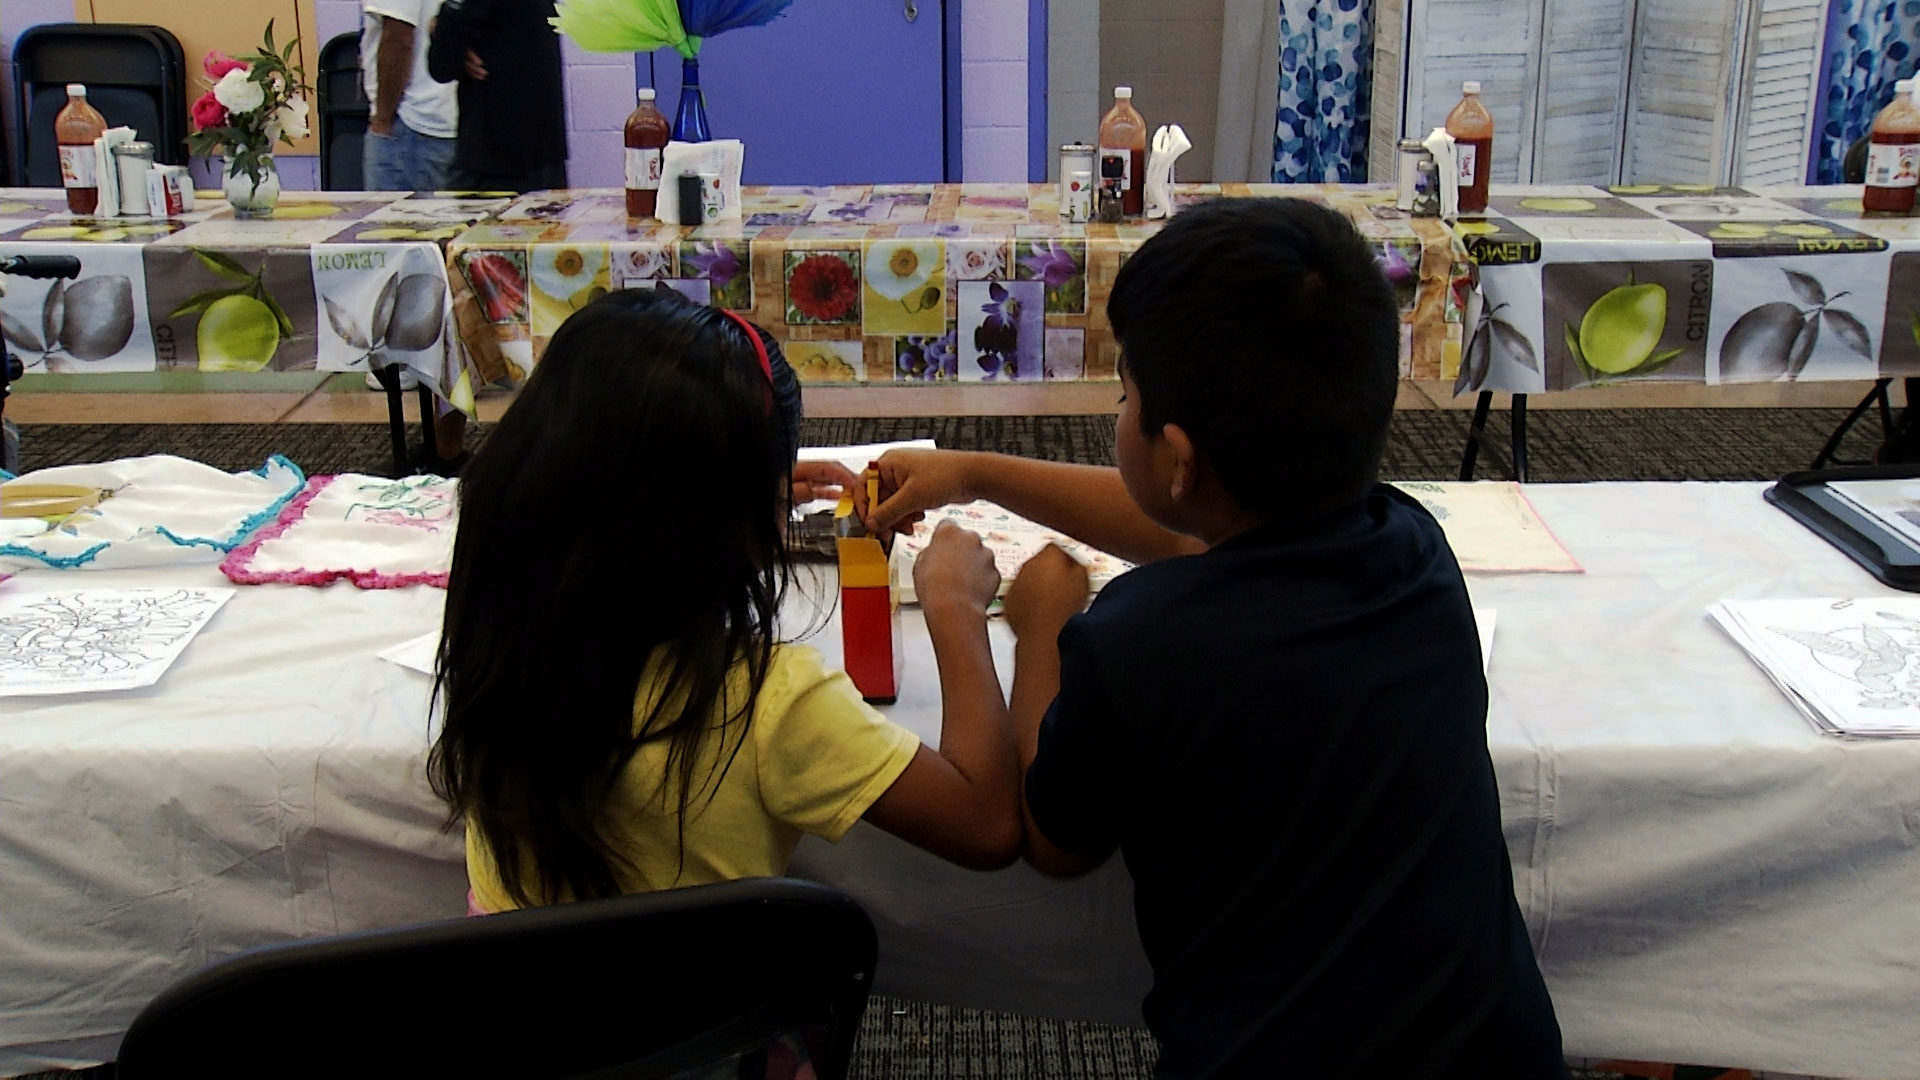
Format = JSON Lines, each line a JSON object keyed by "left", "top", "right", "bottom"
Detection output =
{"left": 868, "top": 198, "right": 1568, "bottom": 1078}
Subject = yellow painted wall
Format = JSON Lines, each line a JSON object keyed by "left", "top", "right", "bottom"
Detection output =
{"left": 74, "top": 0, "right": 320, "bottom": 156}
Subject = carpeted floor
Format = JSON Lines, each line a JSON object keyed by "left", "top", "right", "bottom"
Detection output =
{"left": 11, "top": 407, "right": 1889, "bottom": 480}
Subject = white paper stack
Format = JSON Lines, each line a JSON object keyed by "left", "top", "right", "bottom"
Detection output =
{"left": 1709, "top": 597, "right": 1920, "bottom": 737}
{"left": 1826, "top": 478, "right": 1920, "bottom": 551}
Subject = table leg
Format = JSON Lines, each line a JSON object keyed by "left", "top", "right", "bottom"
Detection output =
{"left": 374, "top": 364, "right": 411, "bottom": 477}
{"left": 1460, "top": 391, "right": 1494, "bottom": 481}
{"left": 1511, "top": 394, "right": 1529, "bottom": 484}
{"left": 1810, "top": 378, "right": 1892, "bottom": 470}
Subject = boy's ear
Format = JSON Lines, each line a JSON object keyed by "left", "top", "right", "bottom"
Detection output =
{"left": 1160, "top": 422, "right": 1200, "bottom": 502}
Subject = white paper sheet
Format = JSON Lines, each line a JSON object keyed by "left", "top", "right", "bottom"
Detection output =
{"left": 378, "top": 631, "right": 439, "bottom": 676}
{"left": 0, "top": 587, "right": 231, "bottom": 696}
{"left": 1391, "top": 481, "right": 1582, "bottom": 573}
{"left": 1709, "top": 597, "right": 1920, "bottom": 737}
{"left": 793, "top": 440, "right": 937, "bottom": 515}
{"left": 1476, "top": 608, "right": 1496, "bottom": 675}
{"left": 1826, "top": 479, "right": 1920, "bottom": 551}
{"left": 890, "top": 500, "right": 1134, "bottom": 602}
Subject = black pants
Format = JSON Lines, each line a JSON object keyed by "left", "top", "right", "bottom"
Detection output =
{"left": 448, "top": 161, "right": 569, "bottom": 194}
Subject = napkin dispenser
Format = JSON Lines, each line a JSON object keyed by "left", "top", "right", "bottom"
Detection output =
{"left": 656, "top": 139, "right": 744, "bottom": 225}
{"left": 1421, "top": 127, "right": 1462, "bottom": 220}
{"left": 1144, "top": 124, "right": 1192, "bottom": 220}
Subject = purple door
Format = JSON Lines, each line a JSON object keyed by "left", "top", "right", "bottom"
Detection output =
{"left": 647, "top": 0, "right": 948, "bottom": 184}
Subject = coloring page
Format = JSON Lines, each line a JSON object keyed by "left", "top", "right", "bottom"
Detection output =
{"left": 0, "top": 587, "right": 232, "bottom": 696}
{"left": 1712, "top": 597, "right": 1920, "bottom": 736}
{"left": 893, "top": 501, "right": 1133, "bottom": 601}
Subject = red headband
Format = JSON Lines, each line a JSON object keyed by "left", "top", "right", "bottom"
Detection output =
{"left": 717, "top": 308, "right": 774, "bottom": 387}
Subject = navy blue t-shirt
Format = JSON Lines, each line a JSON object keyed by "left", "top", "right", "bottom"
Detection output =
{"left": 1025, "top": 485, "right": 1567, "bottom": 1079}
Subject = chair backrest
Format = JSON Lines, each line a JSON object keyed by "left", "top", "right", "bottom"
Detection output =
{"left": 12, "top": 24, "right": 188, "bottom": 188}
{"left": 317, "top": 31, "right": 369, "bottom": 192}
{"left": 1845, "top": 135, "right": 1870, "bottom": 185}
{"left": 116, "top": 877, "right": 877, "bottom": 1079}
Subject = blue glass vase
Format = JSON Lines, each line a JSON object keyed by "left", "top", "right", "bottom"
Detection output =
{"left": 673, "top": 57, "right": 711, "bottom": 142}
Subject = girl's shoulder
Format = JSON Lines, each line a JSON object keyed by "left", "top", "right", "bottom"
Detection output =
{"left": 756, "top": 643, "right": 839, "bottom": 707}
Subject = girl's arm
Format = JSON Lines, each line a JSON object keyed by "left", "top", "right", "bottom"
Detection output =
{"left": 861, "top": 523, "right": 1023, "bottom": 868}
{"left": 867, "top": 449, "right": 1204, "bottom": 566}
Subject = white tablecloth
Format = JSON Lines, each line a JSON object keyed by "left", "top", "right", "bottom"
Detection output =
{"left": 2, "top": 483, "right": 1918, "bottom": 1078}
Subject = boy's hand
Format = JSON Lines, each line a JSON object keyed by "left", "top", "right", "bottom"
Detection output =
{"left": 869, "top": 449, "right": 976, "bottom": 537}
{"left": 1004, "top": 545, "right": 1091, "bottom": 640}
{"left": 912, "top": 521, "right": 1000, "bottom": 618}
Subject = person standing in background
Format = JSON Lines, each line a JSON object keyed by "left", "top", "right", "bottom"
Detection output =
{"left": 361, "top": 0, "right": 459, "bottom": 191}
{"left": 427, "top": 0, "right": 569, "bottom": 193}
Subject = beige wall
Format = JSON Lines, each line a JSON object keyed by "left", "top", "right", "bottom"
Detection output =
{"left": 77, "top": 0, "right": 321, "bottom": 156}
{"left": 1098, "top": 0, "right": 1224, "bottom": 182}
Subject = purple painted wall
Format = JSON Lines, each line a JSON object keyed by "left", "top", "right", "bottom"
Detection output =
{"left": 3, "top": 0, "right": 1037, "bottom": 190}
{"left": 961, "top": 0, "right": 1028, "bottom": 182}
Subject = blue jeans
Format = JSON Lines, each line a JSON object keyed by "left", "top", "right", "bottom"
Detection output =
{"left": 363, "top": 118, "right": 457, "bottom": 192}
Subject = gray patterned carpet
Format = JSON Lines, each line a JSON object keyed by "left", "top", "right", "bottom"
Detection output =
{"left": 12, "top": 407, "right": 1889, "bottom": 480}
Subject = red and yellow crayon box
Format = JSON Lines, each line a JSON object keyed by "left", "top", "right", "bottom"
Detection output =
{"left": 835, "top": 468, "right": 902, "bottom": 704}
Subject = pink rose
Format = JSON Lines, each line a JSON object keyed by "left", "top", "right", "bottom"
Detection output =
{"left": 203, "top": 51, "right": 249, "bottom": 79}
{"left": 190, "top": 90, "right": 229, "bottom": 131}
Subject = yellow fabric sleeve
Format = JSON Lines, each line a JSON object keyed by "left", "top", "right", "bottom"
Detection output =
{"left": 753, "top": 645, "right": 921, "bottom": 842}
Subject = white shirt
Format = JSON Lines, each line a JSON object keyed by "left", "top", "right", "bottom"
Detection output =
{"left": 361, "top": 0, "right": 458, "bottom": 140}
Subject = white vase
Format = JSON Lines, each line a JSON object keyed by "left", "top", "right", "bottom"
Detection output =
{"left": 222, "top": 157, "right": 281, "bottom": 217}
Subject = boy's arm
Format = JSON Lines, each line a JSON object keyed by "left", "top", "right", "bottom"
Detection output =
{"left": 1005, "top": 547, "right": 1106, "bottom": 877}
{"left": 861, "top": 523, "right": 1023, "bottom": 869}
{"left": 868, "top": 449, "right": 1205, "bottom": 566}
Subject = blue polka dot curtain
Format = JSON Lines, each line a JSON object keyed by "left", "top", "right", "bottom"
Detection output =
{"left": 1815, "top": 0, "right": 1920, "bottom": 183}
{"left": 1272, "top": 0, "right": 1372, "bottom": 182}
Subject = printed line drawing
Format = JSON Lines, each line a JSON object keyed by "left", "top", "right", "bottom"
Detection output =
{"left": 1766, "top": 608, "right": 1920, "bottom": 709}
{"left": 0, "top": 588, "right": 232, "bottom": 694}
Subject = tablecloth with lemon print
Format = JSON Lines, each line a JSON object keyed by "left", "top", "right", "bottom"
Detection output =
{"left": 1455, "top": 183, "right": 1920, "bottom": 393}
{"left": 440, "top": 183, "right": 1468, "bottom": 386}
{"left": 0, "top": 189, "right": 506, "bottom": 414}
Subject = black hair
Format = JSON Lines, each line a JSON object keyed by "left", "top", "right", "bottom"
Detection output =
{"left": 1107, "top": 197, "right": 1399, "bottom": 518}
{"left": 429, "top": 288, "right": 802, "bottom": 907}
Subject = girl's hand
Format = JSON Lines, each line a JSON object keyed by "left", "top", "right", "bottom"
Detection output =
{"left": 868, "top": 449, "right": 977, "bottom": 537}
{"left": 913, "top": 521, "right": 1000, "bottom": 618}
{"left": 1004, "top": 545, "right": 1091, "bottom": 640}
{"left": 790, "top": 459, "right": 867, "bottom": 517}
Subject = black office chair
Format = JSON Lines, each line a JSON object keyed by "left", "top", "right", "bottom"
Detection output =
{"left": 12, "top": 24, "right": 188, "bottom": 187}
{"left": 116, "top": 878, "right": 877, "bottom": 1079}
{"left": 318, "top": 32, "right": 369, "bottom": 191}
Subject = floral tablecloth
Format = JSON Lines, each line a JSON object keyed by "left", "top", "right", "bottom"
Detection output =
{"left": 0, "top": 189, "right": 505, "bottom": 411}
{"left": 443, "top": 183, "right": 1468, "bottom": 386}
{"left": 1457, "top": 183, "right": 1920, "bottom": 393}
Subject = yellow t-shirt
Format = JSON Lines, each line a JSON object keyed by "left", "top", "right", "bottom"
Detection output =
{"left": 467, "top": 644, "right": 920, "bottom": 911}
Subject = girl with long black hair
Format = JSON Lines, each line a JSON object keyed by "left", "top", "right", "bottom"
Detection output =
{"left": 430, "top": 288, "right": 1018, "bottom": 911}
